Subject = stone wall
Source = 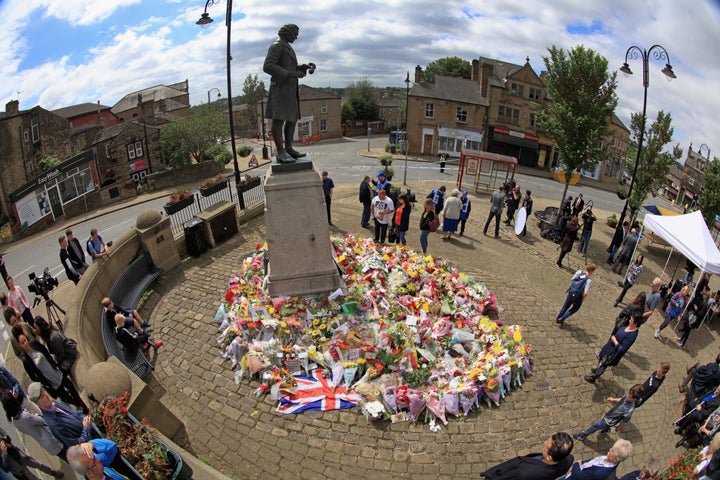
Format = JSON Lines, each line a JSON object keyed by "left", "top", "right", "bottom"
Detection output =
{"left": 145, "top": 161, "right": 225, "bottom": 192}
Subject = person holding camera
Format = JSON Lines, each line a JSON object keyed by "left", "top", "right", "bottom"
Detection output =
{"left": 87, "top": 229, "right": 110, "bottom": 262}
{"left": 0, "top": 426, "right": 64, "bottom": 479}
{"left": 504, "top": 184, "right": 520, "bottom": 226}
{"left": 6, "top": 276, "right": 34, "bottom": 327}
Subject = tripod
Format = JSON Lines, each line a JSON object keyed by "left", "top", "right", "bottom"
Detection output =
{"left": 32, "top": 295, "right": 66, "bottom": 331}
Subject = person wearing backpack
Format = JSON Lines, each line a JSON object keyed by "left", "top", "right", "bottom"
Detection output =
{"left": 555, "top": 263, "right": 596, "bottom": 326}
{"left": 87, "top": 228, "right": 110, "bottom": 261}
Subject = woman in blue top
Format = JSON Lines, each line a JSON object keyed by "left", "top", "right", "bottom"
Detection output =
{"left": 585, "top": 311, "right": 641, "bottom": 383}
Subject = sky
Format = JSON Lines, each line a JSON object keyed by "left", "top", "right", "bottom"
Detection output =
{"left": 1, "top": 0, "right": 719, "bottom": 158}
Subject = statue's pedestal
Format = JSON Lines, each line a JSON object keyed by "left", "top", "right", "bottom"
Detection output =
{"left": 264, "top": 161, "right": 342, "bottom": 297}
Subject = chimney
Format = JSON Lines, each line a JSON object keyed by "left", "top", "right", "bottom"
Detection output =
{"left": 5, "top": 100, "right": 19, "bottom": 115}
{"left": 414, "top": 65, "right": 422, "bottom": 83}
{"left": 479, "top": 62, "right": 493, "bottom": 97}
{"left": 96, "top": 100, "right": 105, "bottom": 128}
{"left": 471, "top": 59, "right": 480, "bottom": 82}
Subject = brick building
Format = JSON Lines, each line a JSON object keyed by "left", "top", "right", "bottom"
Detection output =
{"left": 53, "top": 101, "right": 118, "bottom": 129}
{"left": 406, "top": 66, "right": 489, "bottom": 158}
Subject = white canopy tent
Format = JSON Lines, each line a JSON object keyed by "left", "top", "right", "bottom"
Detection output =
{"left": 642, "top": 211, "right": 720, "bottom": 275}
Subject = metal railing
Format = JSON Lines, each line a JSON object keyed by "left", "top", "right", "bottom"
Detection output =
{"left": 164, "top": 180, "right": 265, "bottom": 237}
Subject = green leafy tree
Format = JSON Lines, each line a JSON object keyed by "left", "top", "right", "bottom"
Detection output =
{"left": 240, "top": 74, "right": 266, "bottom": 125}
{"left": 341, "top": 102, "right": 357, "bottom": 126}
{"left": 344, "top": 78, "right": 379, "bottom": 121}
{"left": 422, "top": 56, "right": 472, "bottom": 82}
{"left": 537, "top": 45, "right": 618, "bottom": 209}
{"left": 699, "top": 158, "right": 720, "bottom": 228}
{"left": 625, "top": 110, "right": 681, "bottom": 216}
{"left": 160, "top": 104, "right": 227, "bottom": 167}
{"left": 38, "top": 155, "right": 61, "bottom": 172}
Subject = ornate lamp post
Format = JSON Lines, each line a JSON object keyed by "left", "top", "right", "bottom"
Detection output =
{"left": 197, "top": 1, "right": 240, "bottom": 183}
{"left": 617, "top": 44, "right": 676, "bottom": 227}
{"left": 207, "top": 87, "right": 221, "bottom": 104}
{"left": 402, "top": 71, "right": 410, "bottom": 186}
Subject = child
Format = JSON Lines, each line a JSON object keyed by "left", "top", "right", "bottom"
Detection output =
{"left": 573, "top": 384, "right": 644, "bottom": 441}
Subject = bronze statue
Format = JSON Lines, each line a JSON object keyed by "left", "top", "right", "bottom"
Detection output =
{"left": 263, "top": 24, "right": 316, "bottom": 164}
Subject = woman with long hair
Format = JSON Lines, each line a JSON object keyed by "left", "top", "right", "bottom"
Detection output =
{"left": 418, "top": 198, "right": 436, "bottom": 255}
{"left": 655, "top": 285, "right": 689, "bottom": 339}
{"left": 12, "top": 328, "right": 87, "bottom": 413}
{"left": 557, "top": 216, "right": 579, "bottom": 268}
{"left": 585, "top": 305, "right": 643, "bottom": 383}
{"left": 34, "top": 316, "right": 78, "bottom": 374}
{"left": 614, "top": 254, "right": 644, "bottom": 307}
{"left": 392, "top": 194, "right": 411, "bottom": 246}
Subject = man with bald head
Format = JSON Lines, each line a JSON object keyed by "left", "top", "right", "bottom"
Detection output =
{"left": 264, "top": 24, "right": 315, "bottom": 164}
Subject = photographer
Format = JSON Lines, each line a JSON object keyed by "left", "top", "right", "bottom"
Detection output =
{"left": 0, "top": 426, "right": 63, "bottom": 479}
{"left": 504, "top": 184, "right": 520, "bottom": 226}
{"left": 59, "top": 236, "right": 82, "bottom": 285}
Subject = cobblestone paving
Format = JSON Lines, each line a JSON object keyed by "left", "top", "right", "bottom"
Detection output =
{"left": 143, "top": 180, "right": 717, "bottom": 479}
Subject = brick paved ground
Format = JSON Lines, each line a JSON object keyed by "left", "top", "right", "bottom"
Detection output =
{"left": 143, "top": 179, "right": 717, "bottom": 480}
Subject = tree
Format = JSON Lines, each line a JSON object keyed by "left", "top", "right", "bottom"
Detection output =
{"left": 343, "top": 78, "right": 379, "bottom": 121}
{"left": 422, "top": 56, "right": 472, "bottom": 82}
{"left": 625, "top": 110, "right": 681, "bottom": 216}
{"left": 160, "top": 104, "right": 227, "bottom": 167}
{"left": 240, "top": 74, "right": 266, "bottom": 125}
{"left": 537, "top": 45, "right": 618, "bottom": 210}
{"left": 39, "top": 155, "right": 61, "bottom": 172}
{"left": 699, "top": 158, "right": 720, "bottom": 229}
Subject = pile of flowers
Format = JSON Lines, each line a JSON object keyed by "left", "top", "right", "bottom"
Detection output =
{"left": 662, "top": 447, "right": 704, "bottom": 479}
{"left": 215, "top": 235, "right": 532, "bottom": 424}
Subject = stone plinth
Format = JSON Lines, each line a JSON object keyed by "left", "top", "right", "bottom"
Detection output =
{"left": 264, "top": 163, "right": 343, "bottom": 297}
{"left": 135, "top": 209, "right": 180, "bottom": 271}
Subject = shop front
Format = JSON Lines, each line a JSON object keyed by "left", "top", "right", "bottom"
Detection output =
{"left": 9, "top": 150, "right": 96, "bottom": 228}
{"left": 486, "top": 126, "right": 540, "bottom": 167}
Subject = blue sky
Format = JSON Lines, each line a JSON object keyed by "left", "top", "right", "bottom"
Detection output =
{"left": 2, "top": 0, "right": 720, "bottom": 157}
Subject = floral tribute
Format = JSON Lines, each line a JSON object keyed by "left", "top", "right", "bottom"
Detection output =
{"left": 216, "top": 235, "right": 532, "bottom": 425}
{"left": 661, "top": 447, "right": 704, "bottom": 479}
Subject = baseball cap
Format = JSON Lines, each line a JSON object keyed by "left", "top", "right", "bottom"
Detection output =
{"left": 377, "top": 171, "right": 385, "bottom": 177}
{"left": 462, "top": 190, "right": 468, "bottom": 195}
{"left": 27, "top": 382, "right": 43, "bottom": 403}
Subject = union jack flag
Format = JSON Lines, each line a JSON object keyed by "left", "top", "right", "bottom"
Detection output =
{"left": 277, "top": 369, "right": 363, "bottom": 414}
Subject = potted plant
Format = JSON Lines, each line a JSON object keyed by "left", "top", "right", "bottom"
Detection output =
{"left": 238, "top": 174, "right": 262, "bottom": 193}
{"left": 616, "top": 188, "right": 628, "bottom": 200}
{"left": 93, "top": 393, "right": 193, "bottom": 480}
{"left": 607, "top": 213, "right": 618, "bottom": 228}
{"left": 379, "top": 154, "right": 395, "bottom": 181}
{"left": 199, "top": 175, "right": 228, "bottom": 197}
{"left": 238, "top": 145, "right": 253, "bottom": 158}
{"left": 163, "top": 189, "right": 194, "bottom": 215}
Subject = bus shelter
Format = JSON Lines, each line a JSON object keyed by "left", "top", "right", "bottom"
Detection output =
{"left": 456, "top": 149, "right": 517, "bottom": 193}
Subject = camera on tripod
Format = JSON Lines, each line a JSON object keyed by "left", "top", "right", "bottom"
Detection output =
{"left": 28, "top": 267, "right": 59, "bottom": 305}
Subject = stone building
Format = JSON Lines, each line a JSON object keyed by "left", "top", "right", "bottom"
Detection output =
{"left": 112, "top": 80, "right": 190, "bottom": 123}
{"left": 578, "top": 114, "right": 631, "bottom": 185}
{"left": 378, "top": 95, "right": 403, "bottom": 132}
{"left": 257, "top": 85, "right": 342, "bottom": 141}
{"left": 0, "top": 100, "right": 95, "bottom": 228}
{"left": 675, "top": 144, "right": 710, "bottom": 208}
{"left": 406, "top": 66, "right": 489, "bottom": 158}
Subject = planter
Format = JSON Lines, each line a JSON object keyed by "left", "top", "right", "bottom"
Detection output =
{"left": 238, "top": 177, "right": 262, "bottom": 193}
{"left": 126, "top": 414, "right": 194, "bottom": 480}
{"left": 616, "top": 191, "right": 627, "bottom": 200}
{"left": 552, "top": 170, "right": 580, "bottom": 185}
{"left": 607, "top": 218, "right": 618, "bottom": 228}
{"left": 163, "top": 195, "right": 194, "bottom": 215}
{"left": 200, "top": 181, "right": 228, "bottom": 197}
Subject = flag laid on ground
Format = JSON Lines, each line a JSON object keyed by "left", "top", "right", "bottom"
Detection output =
{"left": 277, "top": 369, "right": 363, "bottom": 414}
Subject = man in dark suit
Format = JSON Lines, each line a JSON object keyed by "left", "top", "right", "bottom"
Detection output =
{"left": 481, "top": 432, "right": 574, "bottom": 480}
{"left": 572, "top": 193, "right": 585, "bottom": 216}
{"left": 66, "top": 229, "right": 88, "bottom": 275}
{"left": 263, "top": 24, "right": 314, "bottom": 164}
{"left": 59, "top": 236, "right": 82, "bottom": 285}
{"left": 607, "top": 220, "right": 629, "bottom": 264}
{"left": 30, "top": 382, "right": 96, "bottom": 449}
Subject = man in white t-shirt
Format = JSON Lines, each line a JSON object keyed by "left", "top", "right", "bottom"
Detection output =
{"left": 371, "top": 189, "right": 394, "bottom": 245}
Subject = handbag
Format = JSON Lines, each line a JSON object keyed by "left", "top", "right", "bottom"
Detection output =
{"left": 428, "top": 216, "right": 440, "bottom": 232}
{"left": 388, "top": 226, "right": 397, "bottom": 243}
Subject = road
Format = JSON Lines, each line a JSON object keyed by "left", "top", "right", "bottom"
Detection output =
{"left": 3, "top": 135, "right": 666, "bottom": 290}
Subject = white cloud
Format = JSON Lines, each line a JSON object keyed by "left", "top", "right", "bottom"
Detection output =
{"left": 0, "top": 0, "right": 718, "bottom": 155}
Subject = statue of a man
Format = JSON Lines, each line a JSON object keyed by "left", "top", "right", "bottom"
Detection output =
{"left": 263, "top": 24, "right": 314, "bottom": 164}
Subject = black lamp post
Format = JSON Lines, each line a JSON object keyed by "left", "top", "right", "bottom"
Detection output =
{"left": 197, "top": 0, "right": 240, "bottom": 184}
{"left": 260, "top": 96, "right": 269, "bottom": 159}
{"left": 617, "top": 44, "right": 676, "bottom": 227}
{"left": 402, "top": 71, "right": 410, "bottom": 186}
{"left": 207, "top": 87, "right": 221, "bottom": 104}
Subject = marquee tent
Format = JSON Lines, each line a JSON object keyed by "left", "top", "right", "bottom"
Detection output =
{"left": 642, "top": 210, "right": 720, "bottom": 275}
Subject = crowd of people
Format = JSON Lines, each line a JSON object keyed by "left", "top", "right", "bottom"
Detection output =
{"left": 0, "top": 227, "right": 162, "bottom": 478}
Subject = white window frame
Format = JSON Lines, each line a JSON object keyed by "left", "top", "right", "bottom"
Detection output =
{"left": 320, "top": 102, "right": 327, "bottom": 114}
{"left": 31, "top": 116, "right": 40, "bottom": 143}
{"left": 134, "top": 141, "right": 143, "bottom": 157}
{"left": 456, "top": 107, "right": 468, "bottom": 123}
{"left": 320, "top": 119, "right": 327, "bottom": 132}
{"left": 425, "top": 103, "right": 435, "bottom": 119}
{"left": 23, "top": 130, "right": 29, "bottom": 142}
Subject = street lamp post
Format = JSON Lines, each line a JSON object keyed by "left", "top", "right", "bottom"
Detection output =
{"left": 402, "top": 71, "right": 410, "bottom": 186}
{"left": 260, "top": 97, "right": 269, "bottom": 159}
{"left": 617, "top": 44, "right": 676, "bottom": 228}
{"left": 207, "top": 87, "right": 221, "bottom": 104}
{"left": 197, "top": 1, "right": 240, "bottom": 184}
